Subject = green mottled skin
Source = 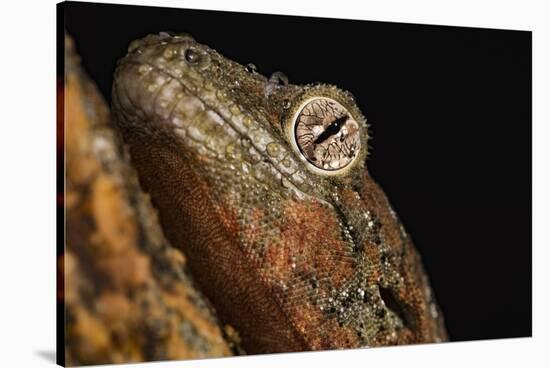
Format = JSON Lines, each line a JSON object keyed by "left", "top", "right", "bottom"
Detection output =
{"left": 112, "top": 32, "right": 447, "bottom": 354}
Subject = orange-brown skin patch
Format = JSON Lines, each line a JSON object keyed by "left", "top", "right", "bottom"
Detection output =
{"left": 277, "top": 199, "right": 356, "bottom": 289}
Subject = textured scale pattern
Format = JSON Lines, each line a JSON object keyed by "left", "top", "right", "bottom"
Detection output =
{"left": 112, "top": 32, "right": 447, "bottom": 354}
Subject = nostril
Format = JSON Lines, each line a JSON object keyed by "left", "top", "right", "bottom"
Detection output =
{"left": 184, "top": 48, "right": 202, "bottom": 64}
{"left": 378, "top": 286, "right": 409, "bottom": 328}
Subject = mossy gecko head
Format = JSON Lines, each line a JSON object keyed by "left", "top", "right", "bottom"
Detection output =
{"left": 113, "top": 32, "right": 369, "bottom": 199}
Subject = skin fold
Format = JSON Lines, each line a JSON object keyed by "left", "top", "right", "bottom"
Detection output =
{"left": 111, "top": 32, "right": 447, "bottom": 354}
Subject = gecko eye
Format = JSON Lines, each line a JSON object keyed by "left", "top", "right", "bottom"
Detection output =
{"left": 291, "top": 97, "right": 362, "bottom": 173}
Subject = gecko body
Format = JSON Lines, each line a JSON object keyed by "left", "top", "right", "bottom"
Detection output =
{"left": 112, "top": 32, "right": 447, "bottom": 353}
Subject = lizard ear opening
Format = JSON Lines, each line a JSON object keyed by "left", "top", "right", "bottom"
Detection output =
{"left": 284, "top": 86, "right": 368, "bottom": 176}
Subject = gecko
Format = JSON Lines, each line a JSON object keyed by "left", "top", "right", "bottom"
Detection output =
{"left": 111, "top": 32, "right": 447, "bottom": 354}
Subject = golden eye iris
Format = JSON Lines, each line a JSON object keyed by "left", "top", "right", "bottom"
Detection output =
{"left": 294, "top": 98, "right": 361, "bottom": 171}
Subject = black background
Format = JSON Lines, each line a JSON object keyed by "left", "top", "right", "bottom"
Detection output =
{"left": 63, "top": 1, "right": 532, "bottom": 342}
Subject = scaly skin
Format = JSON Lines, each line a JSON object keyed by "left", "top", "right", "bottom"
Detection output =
{"left": 112, "top": 32, "right": 447, "bottom": 354}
